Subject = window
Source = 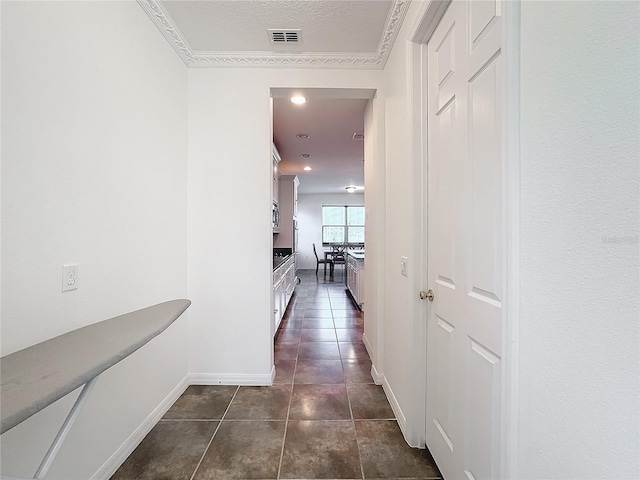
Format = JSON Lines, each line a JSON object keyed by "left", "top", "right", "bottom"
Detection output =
{"left": 322, "top": 205, "right": 365, "bottom": 245}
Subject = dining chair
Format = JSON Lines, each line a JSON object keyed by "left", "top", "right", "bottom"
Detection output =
{"left": 313, "top": 243, "right": 333, "bottom": 277}
{"left": 331, "top": 251, "right": 346, "bottom": 282}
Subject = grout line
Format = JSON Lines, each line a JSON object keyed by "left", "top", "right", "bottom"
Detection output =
{"left": 338, "top": 304, "right": 362, "bottom": 479}
{"left": 277, "top": 418, "right": 359, "bottom": 424}
{"left": 342, "top": 315, "right": 366, "bottom": 480}
{"left": 160, "top": 418, "right": 227, "bottom": 422}
{"left": 189, "top": 385, "right": 240, "bottom": 480}
{"left": 326, "top": 284, "right": 366, "bottom": 479}
{"left": 276, "top": 320, "right": 300, "bottom": 480}
{"left": 201, "top": 418, "right": 291, "bottom": 422}
{"left": 279, "top": 274, "right": 369, "bottom": 479}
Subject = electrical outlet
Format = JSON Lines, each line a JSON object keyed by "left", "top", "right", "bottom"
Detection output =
{"left": 401, "top": 257, "right": 408, "bottom": 277}
{"left": 62, "top": 264, "right": 78, "bottom": 292}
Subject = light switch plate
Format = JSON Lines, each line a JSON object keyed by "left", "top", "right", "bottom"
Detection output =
{"left": 62, "top": 264, "right": 78, "bottom": 292}
{"left": 401, "top": 257, "right": 408, "bottom": 277}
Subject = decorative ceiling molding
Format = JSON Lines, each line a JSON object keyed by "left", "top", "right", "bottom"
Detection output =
{"left": 138, "top": 0, "right": 410, "bottom": 69}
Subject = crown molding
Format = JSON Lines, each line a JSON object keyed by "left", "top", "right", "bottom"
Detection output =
{"left": 138, "top": 0, "right": 410, "bottom": 69}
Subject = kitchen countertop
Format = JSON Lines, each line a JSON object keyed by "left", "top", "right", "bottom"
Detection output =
{"left": 348, "top": 251, "right": 365, "bottom": 260}
{"left": 273, "top": 254, "right": 293, "bottom": 270}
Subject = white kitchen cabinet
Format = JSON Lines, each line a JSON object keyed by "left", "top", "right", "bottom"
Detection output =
{"left": 273, "top": 275, "right": 285, "bottom": 331}
{"left": 273, "top": 254, "right": 297, "bottom": 333}
{"left": 274, "top": 175, "right": 299, "bottom": 252}
{"left": 346, "top": 252, "right": 364, "bottom": 311}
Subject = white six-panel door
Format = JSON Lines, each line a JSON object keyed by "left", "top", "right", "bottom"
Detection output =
{"left": 426, "top": 1, "right": 505, "bottom": 479}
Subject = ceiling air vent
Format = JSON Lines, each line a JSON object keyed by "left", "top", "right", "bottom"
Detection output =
{"left": 268, "top": 29, "right": 302, "bottom": 44}
{"left": 352, "top": 133, "right": 365, "bottom": 140}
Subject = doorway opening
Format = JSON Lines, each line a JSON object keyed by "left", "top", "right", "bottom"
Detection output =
{"left": 269, "top": 87, "right": 384, "bottom": 378}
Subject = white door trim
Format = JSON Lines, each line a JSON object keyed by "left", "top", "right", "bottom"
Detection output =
{"left": 405, "top": 0, "right": 451, "bottom": 449}
{"left": 407, "top": 1, "right": 520, "bottom": 477}
{"left": 501, "top": 2, "right": 521, "bottom": 478}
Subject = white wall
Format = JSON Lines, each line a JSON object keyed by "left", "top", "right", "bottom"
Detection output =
{"left": 297, "top": 192, "right": 365, "bottom": 270}
{"left": 378, "top": 2, "right": 640, "bottom": 478}
{"left": 187, "top": 69, "right": 382, "bottom": 379}
{"left": 518, "top": 1, "right": 640, "bottom": 478}
{"left": 362, "top": 95, "right": 386, "bottom": 378}
{"left": 1, "top": 8, "right": 385, "bottom": 474}
{"left": 6, "top": 2, "right": 635, "bottom": 479}
{"left": 1, "top": 2, "right": 189, "bottom": 478}
{"left": 376, "top": 0, "right": 427, "bottom": 441}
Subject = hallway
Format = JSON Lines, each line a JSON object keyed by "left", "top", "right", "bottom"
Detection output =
{"left": 112, "top": 269, "right": 441, "bottom": 479}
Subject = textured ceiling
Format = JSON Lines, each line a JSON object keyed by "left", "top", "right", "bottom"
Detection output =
{"left": 161, "top": 1, "right": 390, "bottom": 53}
{"left": 136, "top": 2, "right": 401, "bottom": 193}
{"left": 139, "top": 0, "right": 409, "bottom": 68}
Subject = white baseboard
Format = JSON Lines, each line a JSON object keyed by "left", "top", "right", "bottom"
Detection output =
{"left": 91, "top": 369, "right": 273, "bottom": 479}
{"left": 380, "top": 375, "right": 407, "bottom": 437}
{"left": 188, "top": 372, "right": 273, "bottom": 386}
{"left": 370, "top": 361, "right": 384, "bottom": 385}
{"left": 91, "top": 375, "right": 190, "bottom": 480}
{"left": 362, "top": 332, "right": 374, "bottom": 361}
{"left": 362, "top": 337, "right": 409, "bottom": 443}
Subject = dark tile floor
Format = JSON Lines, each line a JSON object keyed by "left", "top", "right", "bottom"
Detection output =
{"left": 112, "top": 269, "right": 441, "bottom": 480}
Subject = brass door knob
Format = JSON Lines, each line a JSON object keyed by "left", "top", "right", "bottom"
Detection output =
{"left": 419, "top": 289, "right": 434, "bottom": 301}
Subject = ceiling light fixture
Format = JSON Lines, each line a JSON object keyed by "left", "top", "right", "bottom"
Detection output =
{"left": 296, "top": 133, "right": 309, "bottom": 139}
{"left": 290, "top": 96, "right": 306, "bottom": 105}
{"left": 345, "top": 186, "right": 357, "bottom": 194}
{"left": 304, "top": 166, "right": 312, "bottom": 171}
{"left": 300, "top": 153, "right": 311, "bottom": 158}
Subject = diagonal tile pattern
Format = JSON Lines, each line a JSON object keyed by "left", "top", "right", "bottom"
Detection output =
{"left": 112, "top": 269, "right": 441, "bottom": 480}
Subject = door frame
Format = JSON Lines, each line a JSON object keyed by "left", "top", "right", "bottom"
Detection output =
{"left": 269, "top": 86, "right": 385, "bottom": 379}
{"left": 407, "top": 1, "right": 521, "bottom": 477}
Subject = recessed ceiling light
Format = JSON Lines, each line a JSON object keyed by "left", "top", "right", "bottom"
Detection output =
{"left": 296, "top": 133, "right": 309, "bottom": 139}
{"left": 345, "top": 186, "right": 357, "bottom": 193}
{"left": 291, "top": 96, "right": 306, "bottom": 105}
{"left": 300, "top": 153, "right": 311, "bottom": 158}
{"left": 303, "top": 166, "right": 312, "bottom": 171}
